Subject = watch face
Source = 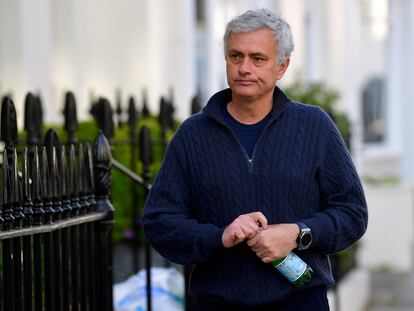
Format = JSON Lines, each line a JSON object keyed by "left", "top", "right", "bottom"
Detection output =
{"left": 301, "top": 233, "right": 312, "bottom": 246}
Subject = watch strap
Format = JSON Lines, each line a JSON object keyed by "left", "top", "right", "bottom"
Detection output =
{"left": 297, "top": 221, "right": 308, "bottom": 231}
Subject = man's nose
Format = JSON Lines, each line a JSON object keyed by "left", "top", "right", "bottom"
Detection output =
{"left": 238, "top": 58, "right": 252, "bottom": 75}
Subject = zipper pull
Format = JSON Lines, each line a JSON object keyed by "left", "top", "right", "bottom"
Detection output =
{"left": 248, "top": 158, "right": 253, "bottom": 172}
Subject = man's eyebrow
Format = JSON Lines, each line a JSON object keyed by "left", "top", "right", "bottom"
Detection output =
{"left": 228, "top": 49, "right": 243, "bottom": 54}
{"left": 228, "top": 50, "right": 268, "bottom": 58}
{"left": 249, "top": 52, "right": 268, "bottom": 58}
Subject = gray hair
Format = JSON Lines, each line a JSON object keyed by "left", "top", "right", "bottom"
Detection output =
{"left": 223, "top": 8, "right": 294, "bottom": 65}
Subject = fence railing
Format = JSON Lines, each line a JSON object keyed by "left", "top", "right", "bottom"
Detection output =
{"left": 0, "top": 95, "right": 114, "bottom": 311}
{"left": 0, "top": 90, "right": 188, "bottom": 311}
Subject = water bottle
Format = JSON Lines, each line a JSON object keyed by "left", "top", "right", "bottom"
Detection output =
{"left": 272, "top": 252, "right": 313, "bottom": 287}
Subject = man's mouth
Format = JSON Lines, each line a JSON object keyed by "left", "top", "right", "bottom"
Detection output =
{"left": 235, "top": 80, "right": 256, "bottom": 85}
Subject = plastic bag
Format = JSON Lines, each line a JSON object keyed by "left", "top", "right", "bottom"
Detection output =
{"left": 113, "top": 267, "right": 185, "bottom": 311}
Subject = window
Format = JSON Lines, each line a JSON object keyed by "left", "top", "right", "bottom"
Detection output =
{"left": 362, "top": 77, "right": 385, "bottom": 143}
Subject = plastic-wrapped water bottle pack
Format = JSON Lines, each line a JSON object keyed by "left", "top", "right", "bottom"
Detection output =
{"left": 113, "top": 267, "right": 185, "bottom": 311}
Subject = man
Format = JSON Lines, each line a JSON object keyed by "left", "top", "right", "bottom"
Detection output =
{"left": 143, "top": 8, "right": 368, "bottom": 310}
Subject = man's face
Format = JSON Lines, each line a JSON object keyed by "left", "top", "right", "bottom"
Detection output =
{"left": 225, "top": 28, "right": 289, "bottom": 102}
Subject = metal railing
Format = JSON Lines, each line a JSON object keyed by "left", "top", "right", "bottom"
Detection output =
{"left": 0, "top": 95, "right": 114, "bottom": 311}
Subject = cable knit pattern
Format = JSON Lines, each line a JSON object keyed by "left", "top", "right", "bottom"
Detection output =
{"left": 142, "top": 87, "right": 368, "bottom": 305}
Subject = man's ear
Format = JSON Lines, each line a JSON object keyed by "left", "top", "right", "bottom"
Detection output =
{"left": 276, "top": 58, "right": 290, "bottom": 80}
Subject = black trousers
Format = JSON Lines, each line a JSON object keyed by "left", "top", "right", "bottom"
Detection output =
{"left": 191, "top": 286, "right": 330, "bottom": 311}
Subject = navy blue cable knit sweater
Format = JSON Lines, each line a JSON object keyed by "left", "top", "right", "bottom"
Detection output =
{"left": 142, "top": 86, "right": 368, "bottom": 305}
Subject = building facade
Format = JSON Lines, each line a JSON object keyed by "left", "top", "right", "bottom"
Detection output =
{"left": 0, "top": 0, "right": 413, "bottom": 182}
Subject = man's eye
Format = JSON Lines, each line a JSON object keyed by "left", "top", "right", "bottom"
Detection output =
{"left": 254, "top": 57, "right": 264, "bottom": 63}
{"left": 230, "top": 54, "right": 241, "bottom": 59}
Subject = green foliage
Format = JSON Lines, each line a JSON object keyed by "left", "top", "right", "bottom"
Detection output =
{"left": 54, "top": 121, "right": 100, "bottom": 142}
{"left": 284, "top": 79, "right": 352, "bottom": 148}
{"left": 34, "top": 117, "right": 174, "bottom": 243}
{"left": 335, "top": 243, "right": 359, "bottom": 280}
{"left": 284, "top": 79, "right": 340, "bottom": 112}
{"left": 109, "top": 118, "right": 175, "bottom": 242}
{"left": 362, "top": 175, "right": 400, "bottom": 185}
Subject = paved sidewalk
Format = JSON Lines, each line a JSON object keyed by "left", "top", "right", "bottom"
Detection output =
{"left": 367, "top": 271, "right": 414, "bottom": 311}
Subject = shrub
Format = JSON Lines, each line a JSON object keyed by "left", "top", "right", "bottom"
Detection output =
{"left": 33, "top": 117, "right": 173, "bottom": 243}
{"left": 284, "top": 79, "right": 352, "bottom": 149}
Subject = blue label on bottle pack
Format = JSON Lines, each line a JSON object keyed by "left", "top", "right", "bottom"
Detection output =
{"left": 274, "top": 253, "right": 307, "bottom": 282}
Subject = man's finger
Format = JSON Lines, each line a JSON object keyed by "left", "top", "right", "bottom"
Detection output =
{"left": 247, "top": 234, "right": 258, "bottom": 247}
{"left": 251, "top": 245, "right": 261, "bottom": 252}
{"left": 234, "top": 228, "right": 245, "bottom": 241}
{"left": 262, "top": 256, "right": 273, "bottom": 264}
{"left": 241, "top": 222, "right": 259, "bottom": 237}
{"left": 245, "top": 230, "right": 258, "bottom": 239}
{"left": 256, "top": 213, "right": 268, "bottom": 229}
{"left": 249, "top": 212, "right": 268, "bottom": 230}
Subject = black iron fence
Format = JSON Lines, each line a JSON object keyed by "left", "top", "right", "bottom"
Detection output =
{"left": 0, "top": 95, "right": 114, "bottom": 311}
{"left": 0, "top": 90, "right": 189, "bottom": 311}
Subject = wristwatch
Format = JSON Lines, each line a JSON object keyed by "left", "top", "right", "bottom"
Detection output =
{"left": 296, "top": 222, "right": 313, "bottom": 250}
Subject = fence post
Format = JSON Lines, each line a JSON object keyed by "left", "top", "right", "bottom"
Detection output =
{"left": 44, "top": 130, "right": 64, "bottom": 221}
{"left": 77, "top": 143, "right": 93, "bottom": 309}
{"left": 22, "top": 149, "right": 33, "bottom": 227}
{"left": 35, "top": 95, "right": 44, "bottom": 140}
{"left": 1, "top": 96, "right": 18, "bottom": 158}
{"left": 85, "top": 142, "right": 98, "bottom": 309}
{"left": 1, "top": 96, "right": 20, "bottom": 311}
{"left": 93, "top": 131, "right": 114, "bottom": 311}
{"left": 85, "top": 143, "right": 96, "bottom": 212}
{"left": 78, "top": 144, "right": 88, "bottom": 214}
{"left": 29, "top": 146, "right": 46, "bottom": 311}
{"left": 23, "top": 96, "right": 44, "bottom": 311}
{"left": 2, "top": 149, "right": 16, "bottom": 310}
{"left": 142, "top": 89, "right": 150, "bottom": 118}
{"left": 115, "top": 89, "right": 123, "bottom": 127}
{"left": 40, "top": 146, "right": 58, "bottom": 311}
{"left": 24, "top": 93, "right": 43, "bottom": 144}
{"left": 58, "top": 146, "right": 71, "bottom": 219}
{"left": 139, "top": 125, "right": 153, "bottom": 311}
{"left": 41, "top": 147, "right": 54, "bottom": 225}
{"left": 24, "top": 93, "right": 41, "bottom": 145}
{"left": 63, "top": 92, "right": 79, "bottom": 145}
{"left": 12, "top": 148, "right": 24, "bottom": 310}
{"left": 191, "top": 94, "right": 202, "bottom": 115}
{"left": 58, "top": 145, "right": 72, "bottom": 311}
{"left": 44, "top": 130, "right": 64, "bottom": 310}
{"left": 67, "top": 144, "right": 82, "bottom": 311}
{"left": 167, "top": 98, "right": 175, "bottom": 131}
{"left": 11, "top": 150, "right": 24, "bottom": 228}
{"left": 22, "top": 148, "right": 34, "bottom": 311}
{"left": 127, "top": 96, "right": 141, "bottom": 272}
{"left": 91, "top": 98, "right": 114, "bottom": 144}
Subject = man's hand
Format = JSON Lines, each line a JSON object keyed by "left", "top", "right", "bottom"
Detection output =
{"left": 222, "top": 212, "right": 268, "bottom": 248}
{"left": 247, "top": 223, "right": 300, "bottom": 263}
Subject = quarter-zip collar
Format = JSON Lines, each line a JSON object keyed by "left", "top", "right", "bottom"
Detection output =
{"left": 202, "top": 86, "right": 292, "bottom": 173}
{"left": 202, "top": 86, "right": 292, "bottom": 123}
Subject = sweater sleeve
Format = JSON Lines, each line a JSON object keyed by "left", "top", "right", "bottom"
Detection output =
{"left": 142, "top": 127, "right": 225, "bottom": 265}
{"left": 300, "top": 112, "right": 368, "bottom": 254}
